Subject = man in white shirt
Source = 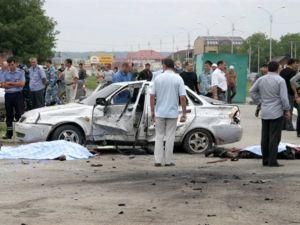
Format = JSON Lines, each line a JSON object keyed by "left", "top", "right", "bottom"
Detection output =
{"left": 63, "top": 58, "right": 79, "bottom": 103}
{"left": 150, "top": 59, "right": 187, "bottom": 167}
{"left": 211, "top": 60, "right": 227, "bottom": 101}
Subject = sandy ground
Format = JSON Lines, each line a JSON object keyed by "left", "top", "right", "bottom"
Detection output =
{"left": 0, "top": 104, "right": 299, "bottom": 225}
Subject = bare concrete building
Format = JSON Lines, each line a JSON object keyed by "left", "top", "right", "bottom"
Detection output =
{"left": 194, "top": 36, "right": 244, "bottom": 55}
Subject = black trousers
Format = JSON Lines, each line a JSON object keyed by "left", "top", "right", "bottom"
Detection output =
{"left": 261, "top": 117, "right": 283, "bottom": 166}
{"left": 227, "top": 86, "right": 236, "bottom": 104}
{"left": 282, "top": 94, "right": 294, "bottom": 130}
{"left": 5, "top": 92, "right": 24, "bottom": 137}
{"left": 30, "top": 89, "right": 45, "bottom": 109}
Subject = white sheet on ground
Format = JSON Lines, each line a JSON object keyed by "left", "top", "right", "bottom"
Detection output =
{"left": 241, "top": 142, "right": 297, "bottom": 156}
{"left": 0, "top": 140, "right": 93, "bottom": 160}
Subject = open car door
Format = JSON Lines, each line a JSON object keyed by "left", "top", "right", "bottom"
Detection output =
{"left": 92, "top": 82, "right": 146, "bottom": 142}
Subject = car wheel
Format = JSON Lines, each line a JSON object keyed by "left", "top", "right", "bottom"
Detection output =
{"left": 51, "top": 125, "right": 85, "bottom": 145}
{"left": 183, "top": 129, "right": 213, "bottom": 154}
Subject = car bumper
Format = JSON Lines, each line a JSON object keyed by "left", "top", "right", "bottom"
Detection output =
{"left": 15, "top": 123, "right": 52, "bottom": 143}
{"left": 213, "top": 124, "right": 243, "bottom": 145}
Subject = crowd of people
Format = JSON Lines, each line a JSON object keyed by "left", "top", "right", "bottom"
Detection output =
{"left": 0, "top": 54, "right": 297, "bottom": 168}
{"left": 0, "top": 57, "right": 86, "bottom": 139}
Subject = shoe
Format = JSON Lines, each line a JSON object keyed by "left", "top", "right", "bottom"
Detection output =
{"left": 268, "top": 163, "right": 284, "bottom": 167}
{"left": 297, "top": 134, "right": 300, "bottom": 137}
{"left": 286, "top": 128, "right": 295, "bottom": 131}
{"left": 154, "top": 163, "right": 162, "bottom": 167}
{"left": 262, "top": 162, "right": 268, "bottom": 166}
{"left": 2, "top": 135, "right": 12, "bottom": 140}
{"left": 165, "top": 163, "right": 176, "bottom": 167}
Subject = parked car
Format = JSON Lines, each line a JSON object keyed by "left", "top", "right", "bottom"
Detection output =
{"left": 15, "top": 81, "right": 242, "bottom": 154}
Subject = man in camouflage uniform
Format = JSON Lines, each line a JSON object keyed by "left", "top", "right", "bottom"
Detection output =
{"left": 45, "top": 59, "right": 60, "bottom": 106}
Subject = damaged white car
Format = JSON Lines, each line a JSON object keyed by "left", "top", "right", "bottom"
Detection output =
{"left": 15, "top": 81, "right": 242, "bottom": 154}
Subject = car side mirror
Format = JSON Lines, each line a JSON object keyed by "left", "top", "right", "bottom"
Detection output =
{"left": 96, "top": 97, "right": 108, "bottom": 106}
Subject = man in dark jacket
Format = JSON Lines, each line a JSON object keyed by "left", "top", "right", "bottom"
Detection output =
{"left": 280, "top": 58, "right": 297, "bottom": 131}
{"left": 138, "top": 63, "right": 153, "bottom": 81}
{"left": 180, "top": 62, "right": 199, "bottom": 94}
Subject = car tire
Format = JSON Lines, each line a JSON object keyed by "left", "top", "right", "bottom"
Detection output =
{"left": 183, "top": 129, "right": 213, "bottom": 154}
{"left": 51, "top": 125, "right": 85, "bottom": 145}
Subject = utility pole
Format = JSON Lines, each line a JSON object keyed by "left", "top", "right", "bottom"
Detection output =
{"left": 148, "top": 41, "right": 151, "bottom": 50}
{"left": 172, "top": 35, "right": 175, "bottom": 60}
{"left": 248, "top": 44, "right": 252, "bottom": 73}
{"left": 159, "top": 39, "right": 162, "bottom": 53}
{"left": 291, "top": 41, "right": 293, "bottom": 58}
{"left": 187, "top": 32, "right": 191, "bottom": 62}
{"left": 269, "top": 14, "right": 273, "bottom": 61}
{"left": 295, "top": 43, "right": 297, "bottom": 59}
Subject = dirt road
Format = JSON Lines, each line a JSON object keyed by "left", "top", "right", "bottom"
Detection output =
{"left": 0, "top": 105, "right": 299, "bottom": 225}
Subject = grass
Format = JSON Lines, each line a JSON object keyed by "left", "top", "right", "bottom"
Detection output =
{"left": 85, "top": 75, "right": 98, "bottom": 90}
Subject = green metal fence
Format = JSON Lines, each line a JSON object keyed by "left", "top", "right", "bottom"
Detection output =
{"left": 195, "top": 53, "right": 248, "bottom": 103}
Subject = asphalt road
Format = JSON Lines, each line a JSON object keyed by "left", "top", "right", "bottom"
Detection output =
{"left": 0, "top": 104, "right": 299, "bottom": 225}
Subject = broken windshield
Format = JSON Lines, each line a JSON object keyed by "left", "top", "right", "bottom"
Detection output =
{"left": 80, "top": 84, "right": 122, "bottom": 106}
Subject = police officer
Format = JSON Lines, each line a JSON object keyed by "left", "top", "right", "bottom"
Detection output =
{"left": 45, "top": 59, "right": 60, "bottom": 106}
{"left": 29, "top": 57, "right": 47, "bottom": 109}
{"left": 0, "top": 57, "right": 25, "bottom": 139}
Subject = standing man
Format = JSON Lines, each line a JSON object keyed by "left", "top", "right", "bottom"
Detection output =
{"left": 180, "top": 62, "right": 199, "bottom": 94}
{"left": 63, "top": 58, "right": 79, "bottom": 103}
{"left": 0, "top": 61, "right": 8, "bottom": 79}
{"left": 211, "top": 60, "right": 227, "bottom": 101}
{"left": 226, "top": 65, "right": 237, "bottom": 104}
{"left": 280, "top": 58, "right": 297, "bottom": 131}
{"left": 29, "top": 57, "right": 47, "bottom": 109}
{"left": 290, "top": 72, "right": 300, "bottom": 137}
{"left": 103, "top": 64, "right": 114, "bottom": 85}
{"left": 1, "top": 57, "right": 25, "bottom": 139}
{"left": 112, "top": 62, "right": 132, "bottom": 83}
{"left": 78, "top": 63, "right": 87, "bottom": 81}
{"left": 138, "top": 63, "right": 153, "bottom": 81}
{"left": 253, "top": 64, "right": 268, "bottom": 117}
{"left": 250, "top": 61, "right": 290, "bottom": 167}
{"left": 45, "top": 59, "right": 60, "bottom": 106}
{"left": 199, "top": 60, "right": 213, "bottom": 97}
{"left": 150, "top": 58, "right": 187, "bottom": 167}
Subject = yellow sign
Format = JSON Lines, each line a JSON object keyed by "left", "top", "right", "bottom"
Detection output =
{"left": 99, "top": 55, "right": 113, "bottom": 65}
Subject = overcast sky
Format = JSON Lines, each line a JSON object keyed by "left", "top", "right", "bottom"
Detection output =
{"left": 44, "top": 0, "right": 300, "bottom": 52}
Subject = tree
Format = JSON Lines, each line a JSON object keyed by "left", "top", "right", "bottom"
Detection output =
{"left": 277, "top": 33, "right": 300, "bottom": 58}
{"left": 238, "top": 33, "right": 273, "bottom": 72}
{"left": 0, "top": 0, "right": 58, "bottom": 63}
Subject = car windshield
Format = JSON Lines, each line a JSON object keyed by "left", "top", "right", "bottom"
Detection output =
{"left": 80, "top": 84, "right": 122, "bottom": 106}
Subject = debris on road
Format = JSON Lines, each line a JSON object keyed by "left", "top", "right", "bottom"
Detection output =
{"left": 91, "top": 164, "right": 103, "bottom": 167}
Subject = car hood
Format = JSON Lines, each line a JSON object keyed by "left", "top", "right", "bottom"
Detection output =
{"left": 23, "top": 103, "right": 92, "bottom": 117}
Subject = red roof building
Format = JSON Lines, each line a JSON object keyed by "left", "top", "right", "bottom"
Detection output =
{"left": 127, "top": 50, "right": 164, "bottom": 61}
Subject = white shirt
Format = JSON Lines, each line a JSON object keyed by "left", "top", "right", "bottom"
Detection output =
{"left": 63, "top": 66, "right": 78, "bottom": 84}
{"left": 211, "top": 68, "right": 227, "bottom": 91}
{"left": 150, "top": 70, "right": 186, "bottom": 118}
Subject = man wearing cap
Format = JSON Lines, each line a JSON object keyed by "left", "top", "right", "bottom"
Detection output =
{"left": 29, "top": 57, "right": 47, "bottom": 109}
{"left": 1, "top": 57, "right": 25, "bottom": 139}
{"left": 211, "top": 63, "right": 217, "bottom": 72}
{"left": 226, "top": 65, "right": 237, "bottom": 103}
{"left": 211, "top": 60, "right": 227, "bottom": 101}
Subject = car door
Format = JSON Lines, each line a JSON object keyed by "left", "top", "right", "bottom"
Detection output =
{"left": 92, "top": 82, "right": 145, "bottom": 142}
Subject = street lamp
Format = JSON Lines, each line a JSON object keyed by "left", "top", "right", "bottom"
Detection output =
{"left": 258, "top": 5, "right": 285, "bottom": 61}
{"left": 197, "top": 21, "right": 219, "bottom": 36}
{"left": 179, "top": 27, "right": 191, "bottom": 62}
{"left": 222, "top": 16, "right": 245, "bottom": 54}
